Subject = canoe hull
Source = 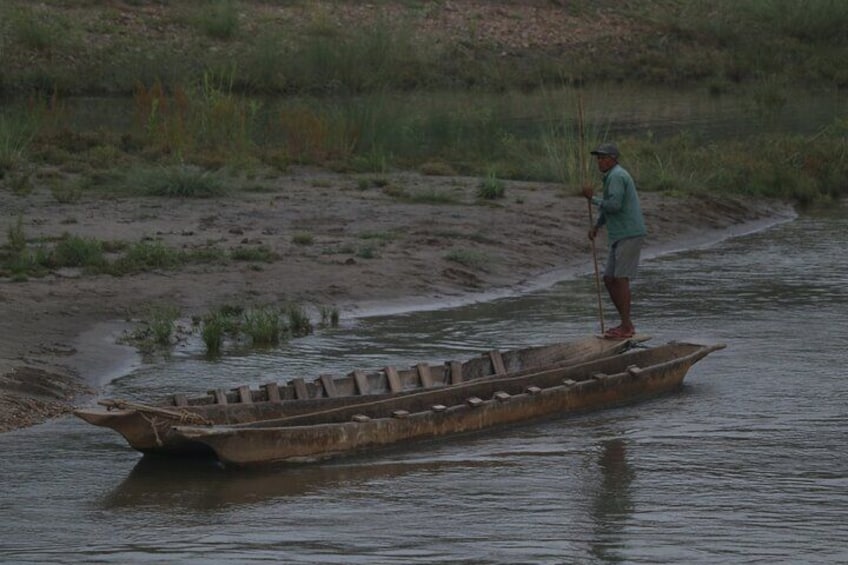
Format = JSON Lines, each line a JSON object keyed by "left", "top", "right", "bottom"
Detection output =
{"left": 74, "top": 335, "right": 642, "bottom": 455}
{"left": 175, "top": 342, "right": 724, "bottom": 467}
{"left": 73, "top": 408, "right": 215, "bottom": 455}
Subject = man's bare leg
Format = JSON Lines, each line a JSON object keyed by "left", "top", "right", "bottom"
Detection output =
{"left": 604, "top": 276, "right": 634, "bottom": 333}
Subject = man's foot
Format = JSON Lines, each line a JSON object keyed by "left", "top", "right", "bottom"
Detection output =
{"left": 604, "top": 326, "right": 635, "bottom": 339}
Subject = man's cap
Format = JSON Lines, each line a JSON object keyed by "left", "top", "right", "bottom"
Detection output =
{"left": 590, "top": 143, "right": 619, "bottom": 158}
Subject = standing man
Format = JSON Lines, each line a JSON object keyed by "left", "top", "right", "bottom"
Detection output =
{"left": 581, "top": 143, "right": 647, "bottom": 339}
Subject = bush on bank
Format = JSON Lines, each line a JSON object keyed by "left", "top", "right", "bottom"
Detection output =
{"left": 0, "top": 0, "right": 846, "bottom": 205}
{"left": 2, "top": 87, "right": 845, "bottom": 205}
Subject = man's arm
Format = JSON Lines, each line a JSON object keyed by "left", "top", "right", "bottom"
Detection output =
{"left": 596, "top": 176, "right": 627, "bottom": 214}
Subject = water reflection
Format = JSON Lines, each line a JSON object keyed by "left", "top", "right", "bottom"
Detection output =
{"left": 103, "top": 454, "right": 492, "bottom": 511}
{"left": 589, "top": 437, "right": 635, "bottom": 563}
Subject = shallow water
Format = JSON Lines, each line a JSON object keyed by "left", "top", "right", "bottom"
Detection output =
{"left": 1, "top": 204, "right": 846, "bottom": 564}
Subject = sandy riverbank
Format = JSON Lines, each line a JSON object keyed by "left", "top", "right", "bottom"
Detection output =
{"left": 0, "top": 167, "right": 795, "bottom": 432}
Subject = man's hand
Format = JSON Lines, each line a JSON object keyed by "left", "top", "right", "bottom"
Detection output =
{"left": 588, "top": 225, "right": 599, "bottom": 240}
{"left": 581, "top": 185, "right": 594, "bottom": 200}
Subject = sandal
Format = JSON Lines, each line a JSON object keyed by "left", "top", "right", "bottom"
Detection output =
{"left": 604, "top": 326, "right": 635, "bottom": 339}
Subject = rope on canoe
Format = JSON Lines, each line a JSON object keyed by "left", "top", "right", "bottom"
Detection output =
{"left": 139, "top": 413, "right": 164, "bottom": 447}
{"left": 103, "top": 399, "right": 212, "bottom": 426}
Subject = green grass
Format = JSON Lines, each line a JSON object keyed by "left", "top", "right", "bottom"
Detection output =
{"left": 1, "top": 2, "right": 846, "bottom": 204}
{"left": 148, "top": 305, "right": 181, "bottom": 347}
{"left": 242, "top": 306, "right": 284, "bottom": 346}
{"left": 0, "top": 227, "right": 280, "bottom": 278}
{"left": 121, "top": 165, "right": 228, "bottom": 198}
{"left": 5, "top": 216, "right": 27, "bottom": 256}
{"left": 50, "top": 235, "right": 106, "bottom": 270}
{"left": 477, "top": 171, "right": 505, "bottom": 200}
{"left": 356, "top": 245, "right": 377, "bottom": 259}
{"left": 7, "top": 87, "right": 848, "bottom": 211}
{"left": 49, "top": 180, "right": 84, "bottom": 203}
{"left": 357, "top": 231, "right": 397, "bottom": 243}
{"left": 292, "top": 232, "right": 314, "bottom": 246}
{"left": 621, "top": 129, "right": 848, "bottom": 205}
{"left": 196, "top": 0, "right": 240, "bottom": 40}
{"left": 277, "top": 12, "right": 432, "bottom": 95}
{"left": 319, "top": 305, "right": 340, "bottom": 328}
{"left": 110, "top": 241, "right": 182, "bottom": 273}
{"left": 7, "top": 5, "right": 75, "bottom": 52}
{"left": 401, "top": 188, "right": 462, "bottom": 204}
{"left": 231, "top": 245, "right": 277, "bottom": 262}
{"left": 196, "top": 302, "right": 317, "bottom": 355}
{"left": 199, "top": 302, "right": 319, "bottom": 354}
{"left": 286, "top": 304, "right": 313, "bottom": 337}
{"left": 201, "top": 310, "right": 232, "bottom": 357}
{"left": 445, "top": 248, "right": 490, "bottom": 271}
{"left": 1, "top": 228, "right": 111, "bottom": 275}
{"left": 3, "top": 0, "right": 848, "bottom": 98}
{"left": 0, "top": 110, "right": 41, "bottom": 176}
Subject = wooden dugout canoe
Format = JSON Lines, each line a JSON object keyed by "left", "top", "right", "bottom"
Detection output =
{"left": 74, "top": 335, "right": 645, "bottom": 456}
{"left": 173, "top": 341, "right": 725, "bottom": 467}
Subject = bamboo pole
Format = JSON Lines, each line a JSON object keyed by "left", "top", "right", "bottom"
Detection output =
{"left": 577, "top": 93, "right": 605, "bottom": 335}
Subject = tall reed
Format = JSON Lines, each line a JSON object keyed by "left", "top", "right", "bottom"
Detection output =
{"left": 0, "top": 108, "right": 41, "bottom": 174}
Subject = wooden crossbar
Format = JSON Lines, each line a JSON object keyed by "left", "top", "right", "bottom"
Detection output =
{"left": 417, "top": 363, "right": 434, "bottom": 388}
{"left": 263, "top": 382, "right": 281, "bottom": 402}
{"left": 209, "top": 389, "right": 228, "bottom": 405}
{"left": 384, "top": 366, "right": 402, "bottom": 393}
{"left": 319, "top": 374, "right": 337, "bottom": 397}
{"left": 489, "top": 350, "right": 507, "bottom": 376}
{"left": 449, "top": 361, "right": 463, "bottom": 385}
{"left": 235, "top": 385, "right": 252, "bottom": 404}
{"left": 291, "top": 377, "right": 308, "bottom": 400}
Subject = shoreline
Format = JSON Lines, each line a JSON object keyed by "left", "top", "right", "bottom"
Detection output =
{"left": 76, "top": 208, "right": 795, "bottom": 386}
{"left": 345, "top": 209, "right": 797, "bottom": 320}
{"left": 0, "top": 171, "right": 797, "bottom": 433}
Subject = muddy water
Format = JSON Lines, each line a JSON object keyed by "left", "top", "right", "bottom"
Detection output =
{"left": 1, "top": 203, "right": 846, "bottom": 564}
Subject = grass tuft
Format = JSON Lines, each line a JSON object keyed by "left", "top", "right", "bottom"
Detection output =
{"left": 196, "top": 0, "right": 240, "bottom": 41}
{"left": 122, "top": 165, "right": 228, "bottom": 198}
{"left": 286, "top": 304, "right": 313, "bottom": 337}
{"left": 477, "top": 170, "right": 505, "bottom": 200}
{"left": 148, "top": 305, "right": 181, "bottom": 347}
{"left": 242, "top": 306, "right": 284, "bottom": 346}
{"left": 319, "top": 305, "right": 340, "bottom": 328}
{"left": 50, "top": 235, "right": 106, "bottom": 270}
{"left": 445, "top": 248, "right": 490, "bottom": 271}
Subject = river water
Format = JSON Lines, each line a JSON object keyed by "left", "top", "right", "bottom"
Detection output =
{"left": 1, "top": 203, "right": 846, "bottom": 564}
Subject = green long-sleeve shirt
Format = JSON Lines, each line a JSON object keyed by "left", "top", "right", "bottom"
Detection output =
{"left": 591, "top": 164, "right": 647, "bottom": 243}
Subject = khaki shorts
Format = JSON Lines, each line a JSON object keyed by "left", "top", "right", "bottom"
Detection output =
{"left": 604, "top": 236, "right": 644, "bottom": 279}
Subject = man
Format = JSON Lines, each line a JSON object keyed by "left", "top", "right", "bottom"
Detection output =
{"left": 581, "top": 143, "right": 647, "bottom": 339}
